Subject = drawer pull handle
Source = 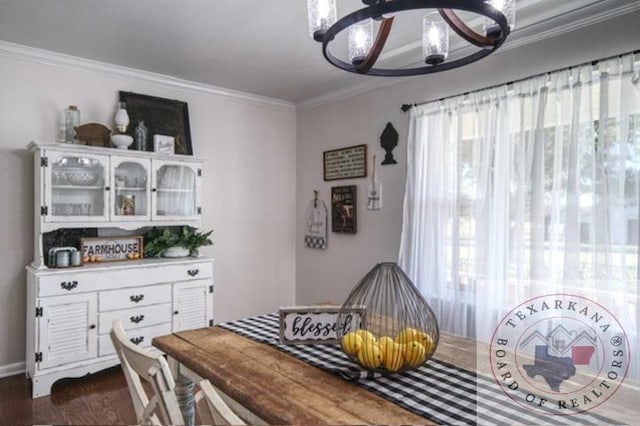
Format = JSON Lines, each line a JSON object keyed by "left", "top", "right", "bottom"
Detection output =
{"left": 60, "top": 281, "right": 78, "bottom": 291}
{"left": 187, "top": 269, "right": 199, "bottom": 277}
{"left": 130, "top": 336, "right": 144, "bottom": 345}
{"left": 89, "top": 324, "right": 96, "bottom": 330}
{"left": 174, "top": 310, "right": 179, "bottom": 315}
{"left": 130, "top": 294, "right": 144, "bottom": 303}
{"left": 130, "top": 315, "right": 145, "bottom": 324}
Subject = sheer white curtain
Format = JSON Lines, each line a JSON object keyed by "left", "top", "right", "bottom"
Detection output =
{"left": 399, "top": 54, "right": 640, "bottom": 376}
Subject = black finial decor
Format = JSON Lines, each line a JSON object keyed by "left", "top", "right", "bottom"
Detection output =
{"left": 380, "top": 122, "right": 398, "bottom": 165}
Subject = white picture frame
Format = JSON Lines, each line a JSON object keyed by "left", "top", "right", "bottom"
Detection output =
{"left": 153, "top": 134, "right": 175, "bottom": 154}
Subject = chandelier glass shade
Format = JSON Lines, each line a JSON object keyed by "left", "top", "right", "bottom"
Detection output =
{"left": 306, "top": 0, "right": 515, "bottom": 76}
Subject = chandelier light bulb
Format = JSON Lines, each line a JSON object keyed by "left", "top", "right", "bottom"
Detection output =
{"left": 422, "top": 12, "right": 449, "bottom": 65}
{"left": 349, "top": 19, "right": 373, "bottom": 66}
{"left": 307, "top": 0, "right": 337, "bottom": 41}
{"left": 484, "top": 0, "right": 516, "bottom": 37}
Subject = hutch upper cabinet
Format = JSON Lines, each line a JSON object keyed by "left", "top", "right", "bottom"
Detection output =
{"left": 29, "top": 142, "right": 203, "bottom": 267}
{"left": 26, "top": 142, "right": 213, "bottom": 399}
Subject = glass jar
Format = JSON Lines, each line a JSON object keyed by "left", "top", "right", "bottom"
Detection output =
{"left": 134, "top": 121, "right": 148, "bottom": 151}
{"left": 57, "top": 111, "right": 66, "bottom": 143}
{"left": 64, "top": 105, "right": 81, "bottom": 144}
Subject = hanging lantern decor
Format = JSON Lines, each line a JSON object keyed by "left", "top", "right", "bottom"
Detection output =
{"left": 336, "top": 262, "right": 439, "bottom": 373}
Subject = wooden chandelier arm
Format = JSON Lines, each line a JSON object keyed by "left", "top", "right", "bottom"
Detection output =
{"left": 357, "top": 17, "right": 394, "bottom": 73}
{"left": 438, "top": 8, "right": 497, "bottom": 48}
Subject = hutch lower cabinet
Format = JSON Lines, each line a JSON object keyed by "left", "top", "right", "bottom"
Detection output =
{"left": 25, "top": 141, "right": 213, "bottom": 398}
{"left": 26, "top": 257, "right": 214, "bottom": 398}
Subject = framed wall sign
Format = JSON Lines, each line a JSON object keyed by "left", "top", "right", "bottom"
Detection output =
{"left": 119, "top": 91, "right": 193, "bottom": 155}
{"left": 80, "top": 236, "right": 143, "bottom": 262}
{"left": 331, "top": 185, "right": 357, "bottom": 233}
{"left": 278, "top": 305, "right": 366, "bottom": 345}
{"left": 323, "top": 144, "right": 367, "bottom": 181}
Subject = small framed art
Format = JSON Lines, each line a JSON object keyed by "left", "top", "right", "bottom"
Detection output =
{"left": 154, "top": 135, "right": 175, "bottom": 154}
{"left": 331, "top": 185, "right": 357, "bottom": 233}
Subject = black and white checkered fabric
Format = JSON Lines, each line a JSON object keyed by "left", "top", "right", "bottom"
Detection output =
{"left": 304, "top": 235, "right": 327, "bottom": 249}
{"left": 219, "top": 314, "right": 617, "bottom": 425}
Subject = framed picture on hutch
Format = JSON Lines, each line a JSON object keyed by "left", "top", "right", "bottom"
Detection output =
{"left": 119, "top": 91, "right": 193, "bottom": 155}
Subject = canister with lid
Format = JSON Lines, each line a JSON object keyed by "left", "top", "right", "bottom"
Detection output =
{"left": 64, "top": 105, "right": 81, "bottom": 143}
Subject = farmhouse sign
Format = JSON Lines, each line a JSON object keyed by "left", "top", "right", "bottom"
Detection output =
{"left": 278, "top": 305, "right": 365, "bottom": 345}
{"left": 80, "top": 236, "right": 143, "bottom": 262}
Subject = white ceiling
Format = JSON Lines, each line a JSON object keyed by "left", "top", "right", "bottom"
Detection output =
{"left": 0, "top": 0, "right": 638, "bottom": 105}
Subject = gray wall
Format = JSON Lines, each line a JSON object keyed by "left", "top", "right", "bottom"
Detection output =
{"left": 0, "top": 51, "right": 297, "bottom": 372}
{"left": 295, "top": 12, "right": 640, "bottom": 306}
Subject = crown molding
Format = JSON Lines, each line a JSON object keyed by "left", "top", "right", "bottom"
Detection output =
{"left": 296, "top": 2, "right": 640, "bottom": 111}
{"left": 501, "top": 2, "right": 640, "bottom": 53}
{"left": 0, "top": 40, "right": 295, "bottom": 111}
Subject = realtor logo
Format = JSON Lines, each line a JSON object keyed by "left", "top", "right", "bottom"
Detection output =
{"left": 490, "top": 294, "right": 630, "bottom": 416}
{"left": 520, "top": 325, "right": 597, "bottom": 392}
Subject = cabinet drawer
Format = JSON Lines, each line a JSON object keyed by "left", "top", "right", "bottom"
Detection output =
{"left": 99, "top": 285, "right": 171, "bottom": 311}
{"left": 36, "top": 260, "right": 213, "bottom": 297}
{"left": 98, "top": 323, "right": 171, "bottom": 357}
{"left": 98, "top": 303, "right": 171, "bottom": 334}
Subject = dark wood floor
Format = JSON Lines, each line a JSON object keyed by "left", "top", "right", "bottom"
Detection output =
{"left": 0, "top": 366, "right": 138, "bottom": 425}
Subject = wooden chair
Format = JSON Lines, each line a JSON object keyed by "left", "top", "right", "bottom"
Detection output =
{"left": 110, "top": 320, "right": 245, "bottom": 425}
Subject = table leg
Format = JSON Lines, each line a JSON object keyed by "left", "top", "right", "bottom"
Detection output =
{"left": 169, "top": 357, "right": 196, "bottom": 426}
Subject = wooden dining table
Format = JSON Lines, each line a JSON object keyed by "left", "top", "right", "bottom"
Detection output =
{"left": 152, "top": 325, "right": 478, "bottom": 425}
{"left": 153, "top": 321, "right": 640, "bottom": 425}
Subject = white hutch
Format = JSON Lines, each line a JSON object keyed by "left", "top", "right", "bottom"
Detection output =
{"left": 25, "top": 142, "right": 214, "bottom": 398}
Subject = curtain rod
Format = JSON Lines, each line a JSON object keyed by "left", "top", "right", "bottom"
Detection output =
{"left": 401, "top": 49, "right": 640, "bottom": 113}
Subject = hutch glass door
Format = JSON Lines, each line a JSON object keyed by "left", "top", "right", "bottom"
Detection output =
{"left": 111, "top": 157, "right": 151, "bottom": 222}
{"left": 45, "top": 151, "right": 109, "bottom": 222}
{"left": 151, "top": 161, "right": 200, "bottom": 221}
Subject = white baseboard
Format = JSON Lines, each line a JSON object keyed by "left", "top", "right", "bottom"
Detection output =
{"left": 0, "top": 361, "right": 25, "bottom": 378}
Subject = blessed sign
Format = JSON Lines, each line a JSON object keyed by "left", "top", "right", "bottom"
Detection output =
{"left": 279, "top": 305, "right": 365, "bottom": 345}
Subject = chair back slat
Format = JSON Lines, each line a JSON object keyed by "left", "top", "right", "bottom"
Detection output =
{"left": 110, "top": 320, "right": 184, "bottom": 425}
{"left": 196, "top": 380, "right": 246, "bottom": 426}
{"left": 111, "top": 320, "right": 247, "bottom": 425}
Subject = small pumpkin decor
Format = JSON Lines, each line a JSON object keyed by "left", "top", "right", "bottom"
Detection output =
{"left": 143, "top": 226, "right": 213, "bottom": 258}
{"left": 336, "top": 262, "right": 439, "bottom": 373}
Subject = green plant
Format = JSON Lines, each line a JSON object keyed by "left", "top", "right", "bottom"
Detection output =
{"left": 144, "top": 226, "right": 213, "bottom": 257}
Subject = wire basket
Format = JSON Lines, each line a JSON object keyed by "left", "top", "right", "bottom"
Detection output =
{"left": 336, "top": 262, "right": 439, "bottom": 373}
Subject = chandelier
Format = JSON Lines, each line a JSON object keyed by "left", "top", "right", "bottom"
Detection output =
{"left": 306, "top": 0, "right": 515, "bottom": 76}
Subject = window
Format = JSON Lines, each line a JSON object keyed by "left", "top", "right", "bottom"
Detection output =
{"left": 399, "top": 55, "right": 640, "bottom": 379}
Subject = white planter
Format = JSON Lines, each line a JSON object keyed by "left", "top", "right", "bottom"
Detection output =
{"left": 162, "top": 246, "right": 190, "bottom": 258}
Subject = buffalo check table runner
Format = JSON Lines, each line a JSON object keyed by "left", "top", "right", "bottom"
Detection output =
{"left": 218, "top": 314, "right": 616, "bottom": 425}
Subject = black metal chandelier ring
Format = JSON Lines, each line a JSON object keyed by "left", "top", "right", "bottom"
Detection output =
{"left": 320, "top": 0, "right": 510, "bottom": 77}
